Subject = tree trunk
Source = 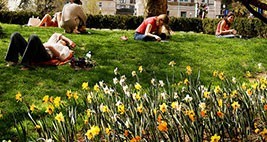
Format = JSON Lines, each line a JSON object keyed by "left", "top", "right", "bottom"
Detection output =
{"left": 240, "top": 0, "right": 267, "bottom": 24}
{"left": 144, "top": 0, "right": 167, "bottom": 18}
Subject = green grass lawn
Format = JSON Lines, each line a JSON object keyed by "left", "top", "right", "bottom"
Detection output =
{"left": 0, "top": 23, "right": 267, "bottom": 139}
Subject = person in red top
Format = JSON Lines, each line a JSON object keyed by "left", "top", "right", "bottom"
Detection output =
{"left": 215, "top": 12, "right": 237, "bottom": 38}
{"left": 134, "top": 14, "right": 169, "bottom": 41}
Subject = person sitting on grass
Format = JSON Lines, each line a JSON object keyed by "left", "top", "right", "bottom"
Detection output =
{"left": 134, "top": 14, "right": 170, "bottom": 42}
{"left": 59, "top": 0, "right": 87, "bottom": 34}
{"left": 5, "top": 32, "right": 76, "bottom": 70}
{"left": 215, "top": 12, "right": 237, "bottom": 38}
{"left": 37, "top": 12, "right": 62, "bottom": 27}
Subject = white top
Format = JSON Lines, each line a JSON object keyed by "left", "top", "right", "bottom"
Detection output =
{"left": 43, "top": 33, "right": 71, "bottom": 61}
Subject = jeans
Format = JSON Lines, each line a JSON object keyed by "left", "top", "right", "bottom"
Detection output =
{"left": 134, "top": 32, "right": 167, "bottom": 41}
{"left": 5, "top": 32, "right": 51, "bottom": 66}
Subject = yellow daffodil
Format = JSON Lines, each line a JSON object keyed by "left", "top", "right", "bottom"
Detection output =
{"left": 171, "top": 101, "right": 180, "bottom": 111}
{"left": 84, "top": 119, "right": 88, "bottom": 125}
{"left": 43, "top": 95, "right": 49, "bottom": 103}
{"left": 73, "top": 92, "right": 79, "bottom": 100}
{"left": 246, "top": 89, "right": 252, "bottom": 96}
{"left": 66, "top": 90, "right": 72, "bottom": 99}
{"left": 184, "top": 78, "right": 189, "bottom": 85}
{"left": 86, "top": 130, "right": 94, "bottom": 140}
{"left": 132, "top": 92, "right": 141, "bottom": 101}
{"left": 82, "top": 82, "right": 89, "bottom": 90}
{"left": 94, "top": 84, "right": 100, "bottom": 92}
{"left": 204, "top": 91, "right": 210, "bottom": 99}
{"left": 159, "top": 103, "right": 167, "bottom": 113}
{"left": 49, "top": 96, "right": 53, "bottom": 103}
{"left": 218, "top": 72, "right": 225, "bottom": 80}
{"left": 53, "top": 97, "right": 61, "bottom": 108}
{"left": 260, "top": 128, "right": 267, "bottom": 140}
{"left": 255, "top": 128, "right": 260, "bottom": 134}
{"left": 210, "top": 134, "right": 221, "bottom": 142}
{"left": 100, "top": 104, "right": 109, "bottom": 113}
{"left": 138, "top": 66, "right": 143, "bottom": 73}
{"left": 186, "top": 66, "right": 192, "bottom": 75}
{"left": 55, "top": 112, "right": 64, "bottom": 122}
{"left": 214, "top": 86, "right": 221, "bottom": 94}
{"left": 242, "top": 82, "right": 247, "bottom": 90}
{"left": 137, "top": 104, "right": 143, "bottom": 113}
{"left": 251, "top": 83, "right": 258, "bottom": 90}
{"left": 87, "top": 94, "right": 92, "bottom": 103}
{"left": 15, "top": 92, "right": 22, "bottom": 102}
{"left": 218, "top": 99, "right": 223, "bottom": 108}
{"left": 261, "top": 84, "right": 266, "bottom": 90}
{"left": 90, "top": 125, "right": 100, "bottom": 136}
{"left": 246, "top": 71, "right": 252, "bottom": 78}
{"left": 231, "top": 101, "right": 240, "bottom": 110}
{"left": 134, "top": 82, "right": 142, "bottom": 90}
{"left": 117, "top": 104, "right": 125, "bottom": 115}
{"left": 187, "top": 110, "right": 195, "bottom": 122}
{"left": 30, "top": 104, "right": 36, "bottom": 112}
{"left": 168, "top": 61, "right": 176, "bottom": 67}
{"left": 105, "top": 127, "right": 111, "bottom": 135}
{"left": 158, "top": 121, "right": 168, "bottom": 132}
{"left": 86, "top": 109, "right": 91, "bottom": 117}
{"left": 213, "top": 70, "right": 218, "bottom": 77}
{"left": 199, "top": 102, "right": 206, "bottom": 111}
{"left": 231, "top": 90, "right": 238, "bottom": 98}
{"left": 45, "top": 105, "right": 54, "bottom": 115}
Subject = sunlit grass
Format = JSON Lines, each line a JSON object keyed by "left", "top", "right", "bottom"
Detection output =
{"left": 0, "top": 23, "right": 266, "bottom": 140}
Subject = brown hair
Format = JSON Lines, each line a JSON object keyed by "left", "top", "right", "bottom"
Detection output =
{"left": 157, "top": 14, "right": 169, "bottom": 25}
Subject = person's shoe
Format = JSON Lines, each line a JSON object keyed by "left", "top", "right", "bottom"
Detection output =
{"left": 6, "top": 61, "right": 18, "bottom": 67}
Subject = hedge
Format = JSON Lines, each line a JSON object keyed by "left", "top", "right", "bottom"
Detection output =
{"left": 0, "top": 11, "right": 266, "bottom": 38}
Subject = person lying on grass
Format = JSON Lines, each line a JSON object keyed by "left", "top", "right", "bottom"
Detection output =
{"left": 215, "top": 12, "right": 237, "bottom": 38}
{"left": 134, "top": 14, "right": 170, "bottom": 42}
{"left": 5, "top": 32, "right": 75, "bottom": 70}
{"left": 37, "top": 12, "right": 62, "bottom": 27}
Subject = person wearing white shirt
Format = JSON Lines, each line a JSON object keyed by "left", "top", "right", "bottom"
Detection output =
{"left": 5, "top": 32, "right": 76, "bottom": 70}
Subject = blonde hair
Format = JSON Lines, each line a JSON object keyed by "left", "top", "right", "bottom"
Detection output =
{"left": 157, "top": 14, "right": 169, "bottom": 24}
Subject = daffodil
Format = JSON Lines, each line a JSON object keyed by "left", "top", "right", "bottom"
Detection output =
{"left": 138, "top": 66, "right": 143, "bottom": 73}
{"left": 210, "top": 134, "right": 221, "bottom": 142}
{"left": 137, "top": 104, "right": 143, "bottom": 113}
{"left": 231, "top": 101, "right": 240, "bottom": 110}
{"left": 186, "top": 66, "right": 192, "bottom": 75}
{"left": 168, "top": 61, "right": 176, "bottom": 67}
{"left": 260, "top": 128, "right": 267, "bottom": 140}
{"left": 134, "top": 82, "right": 142, "bottom": 90}
{"left": 55, "top": 112, "right": 64, "bottom": 122}
{"left": 43, "top": 95, "right": 49, "bottom": 103}
{"left": 183, "top": 94, "right": 193, "bottom": 102}
{"left": 132, "top": 71, "right": 137, "bottom": 77}
{"left": 86, "top": 109, "right": 91, "bottom": 117}
{"left": 117, "top": 104, "right": 125, "bottom": 115}
{"left": 171, "top": 101, "right": 180, "bottom": 111}
{"left": 35, "top": 124, "right": 41, "bottom": 130}
{"left": 82, "top": 82, "right": 89, "bottom": 90}
{"left": 66, "top": 90, "right": 72, "bottom": 99}
{"left": 100, "top": 104, "right": 109, "bottom": 113}
{"left": 214, "top": 86, "right": 221, "bottom": 94}
{"left": 73, "top": 92, "right": 79, "bottom": 100}
{"left": 132, "top": 92, "right": 141, "bottom": 101}
{"left": 130, "top": 136, "right": 141, "bottom": 142}
{"left": 198, "top": 102, "right": 206, "bottom": 111}
{"left": 158, "top": 121, "right": 168, "bottom": 132}
{"left": 30, "top": 104, "right": 36, "bottom": 112}
{"left": 15, "top": 92, "right": 22, "bottom": 102}
{"left": 45, "top": 105, "right": 54, "bottom": 115}
{"left": 217, "top": 110, "right": 224, "bottom": 118}
{"left": 159, "top": 103, "right": 167, "bottom": 113}
{"left": 93, "top": 84, "right": 100, "bottom": 92}
{"left": 218, "top": 72, "right": 225, "bottom": 80}
{"left": 218, "top": 99, "right": 223, "bottom": 108}
{"left": 114, "top": 67, "right": 118, "bottom": 75}
{"left": 213, "top": 70, "right": 218, "bottom": 77}
{"left": 159, "top": 80, "right": 165, "bottom": 87}
{"left": 187, "top": 110, "right": 195, "bottom": 122}
{"left": 203, "top": 91, "right": 210, "bottom": 99}
{"left": 246, "top": 89, "right": 252, "bottom": 96}
{"left": 87, "top": 94, "right": 92, "bottom": 103}
{"left": 184, "top": 78, "right": 189, "bottom": 85}
{"left": 53, "top": 97, "right": 61, "bottom": 107}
